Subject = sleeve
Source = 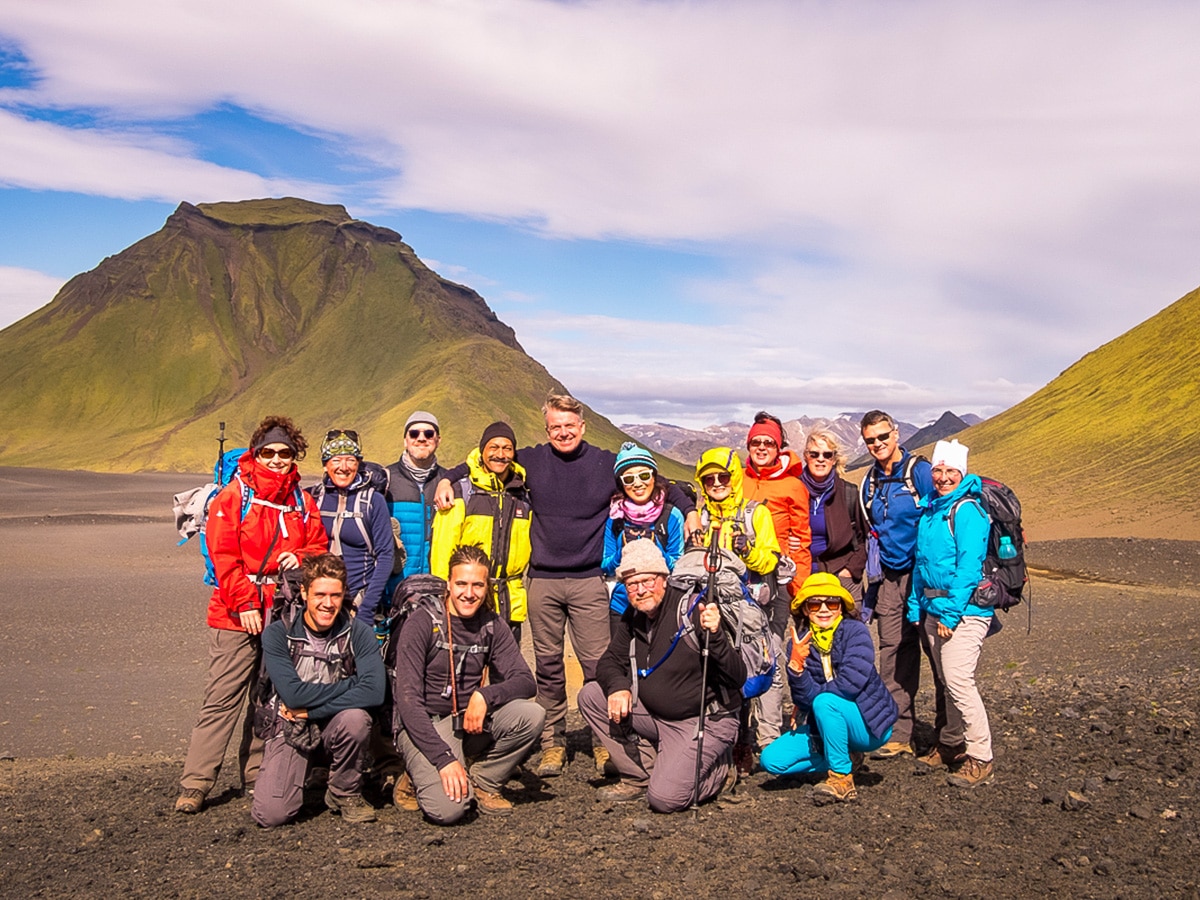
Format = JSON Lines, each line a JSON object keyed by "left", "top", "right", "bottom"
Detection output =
{"left": 912, "top": 458, "right": 935, "bottom": 498}
{"left": 206, "top": 482, "right": 258, "bottom": 616}
{"left": 907, "top": 516, "right": 926, "bottom": 623}
{"left": 845, "top": 477, "right": 870, "bottom": 579}
{"left": 786, "top": 642, "right": 820, "bottom": 712}
{"left": 663, "top": 508, "right": 686, "bottom": 569}
{"left": 429, "top": 498, "right": 466, "bottom": 580}
{"left": 357, "top": 492, "right": 396, "bottom": 623}
{"left": 477, "top": 619, "right": 537, "bottom": 709}
{"left": 743, "top": 502, "right": 782, "bottom": 575}
{"left": 596, "top": 615, "right": 635, "bottom": 695}
{"left": 443, "top": 462, "right": 470, "bottom": 484}
{"left": 787, "top": 483, "right": 812, "bottom": 580}
{"left": 937, "top": 499, "right": 989, "bottom": 630}
{"left": 394, "top": 614, "right": 457, "bottom": 771}
{"left": 263, "top": 624, "right": 352, "bottom": 713}
{"left": 820, "top": 625, "right": 876, "bottom": 701}
{"left": 601, "top": 516, "right": 621, "bottom": 577}
{"left": 296, "top": 490, "right": 330, "bottom": 562}
{"left": 699, "top": 605, "right": 746, "bottom": 693}
{"left": 665, "top": 480, "right": 696, "bottom": 516}
{"left": 308, "top": 620, "right": 387, "bottom": 719}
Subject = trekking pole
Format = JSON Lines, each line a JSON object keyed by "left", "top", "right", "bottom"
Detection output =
{"left": 216, "top": 421, "right": 227, "bottom": 483}
{"left": 691, "top": 525, "right": 721, "bottom": 814}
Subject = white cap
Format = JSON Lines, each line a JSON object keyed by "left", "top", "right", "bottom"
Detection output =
{"left": 931, "top": 439, "right": 969, "bottom": 477}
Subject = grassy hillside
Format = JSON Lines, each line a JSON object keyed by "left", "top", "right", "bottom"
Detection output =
{"left": 0, "top": 198, "right": 663, "bottom": 474}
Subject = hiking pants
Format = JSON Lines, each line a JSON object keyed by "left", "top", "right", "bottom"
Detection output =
{"left": 873, "top": 567, "right": 944, "bottom": 744}
{"left": 180, "top": 627, "right": 263, "bottom": 794}
{"left": 250, "top": 708, "right": 372, "bottom": 827}
{"left": 749, "top": 632, "right": 786, "bottom": 747}
{"left": 527, "top": 575, "right": 611, "bottom": 749}
{"left": 922, "top": 614, "right": 993, "bottom": 761}
{"left": 760, "top": 693, "right": 892, "bottom": 776}
{"left": 397, "top": 698, "right": 544, "bottom": 825}
{"left": 578, "top": 681, "right": 739, "bottom": 813}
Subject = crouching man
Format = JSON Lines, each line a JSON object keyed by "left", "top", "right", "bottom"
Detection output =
{"left": 579, "top": 540, "right": 745, "bottom": 812}
{"left": 393, "top": 544, "right": 544, "bottom": 823}
{"left": 251, "top": 553, "right": 385, "bottom": 827}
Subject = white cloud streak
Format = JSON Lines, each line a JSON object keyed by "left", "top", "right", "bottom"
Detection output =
{"left": 0, "top": 266, "right": 65, "bottom": 329}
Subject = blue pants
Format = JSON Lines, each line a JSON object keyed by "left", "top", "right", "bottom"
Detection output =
{"left": 760, "top": 693, "right": 892, "bottom": 776}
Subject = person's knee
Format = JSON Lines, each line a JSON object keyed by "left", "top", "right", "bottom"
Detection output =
{"left": 810, "top": 692, "right": 839, "bottom": 721}
{"left": 336, "top": 708, "right": 372, "bottom": 742}
{"left": 422, "top": 797, "right": 468, "bottom": 825}
{"left": 647, "top": 786, "right": 690, "bottom": 814}
{"left": 251, "top": 797, "right": 296, "bottom": 828}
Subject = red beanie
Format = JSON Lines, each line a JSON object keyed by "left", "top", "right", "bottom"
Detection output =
{"left": 747, "top": 419, "right": 783, "bottom": 448}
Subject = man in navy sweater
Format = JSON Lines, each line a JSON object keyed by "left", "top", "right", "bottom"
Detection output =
{"left": 437, "top": 394, "right": 697, "bottom": 776}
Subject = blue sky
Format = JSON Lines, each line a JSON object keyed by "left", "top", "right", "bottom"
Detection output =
{"left": 2, "top": 1, "right": 1199, "bottom": 429}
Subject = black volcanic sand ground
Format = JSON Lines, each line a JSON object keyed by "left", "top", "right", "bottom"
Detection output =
{"left": 1, "top": 468, "right": 1198, "bottom": 898}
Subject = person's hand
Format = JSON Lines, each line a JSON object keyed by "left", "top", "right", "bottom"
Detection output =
{"left": 434, "top": 478, "right": 455, "bottom": 511}
{"left": 439, "top": 760, "right": 470, "bottom": 804}
{"left": 607, "top": 690, "right": 632, "bottom": 722}
{"left": 937, "top": 621, "right": 954, "bottom": 640}
{"left": 463, "top": 691, "right": 488, "bottom": 734}
{"left": 789, "top": 629, "right": 811, "bottom": 673}
{"left": 699, "top": 602, "right": 721, "bottom": 634}
{"left": 683, "top": 510, "right": 702, "bottom": 543}
{"left": 278, "top": 703, "right": 307, "bottom": 721}
{"left": 239, "top": 609, "right": 263, "bottom": 635}
{"left": 787, "top": 535, "right": 802, "bottom": 554}
{"left": 731, "top": 532, "right": 749, "bottom": 557}
{"left": 836, "top": 568, "right": 851, "bottom": 580}
{"left": 276, "top": 551, "right": 300, "bottom": 571}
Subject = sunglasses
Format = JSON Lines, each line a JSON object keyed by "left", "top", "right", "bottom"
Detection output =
{"left": 325, "top": 428, "right": 359, "bottom": 442}
{"left": 620, "top": 470, "right": 654, "bottom": 486}
{"left": 407, "top": 428, "right": 437, "bottom": 440}
{"left": 257, "top": 447, "right": 295, "bottom": 461}
{"left": 862, "top": 431, "right": 893, "bottom": 446}
{"left": 748, "top": 438, "right": 777, "bottom": 449}
{"left": 806, "top": 450, "right": 835, "bottom": 460}
{"left": 626, "top": 576, "right": 661, "bottom": 595}
{"left": 700, "top": 471, "right": 732, "bottom": 489}
{"left": 804, "top": 597, "right": 843, "bottom": 611}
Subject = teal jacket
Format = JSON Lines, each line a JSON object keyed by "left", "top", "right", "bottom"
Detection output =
{"left": 906, "top": 474, "right": 993, "bottom": 630}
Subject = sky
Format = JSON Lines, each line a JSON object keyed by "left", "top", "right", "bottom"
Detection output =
{"left": 2, "top": 0, "right": 1199, "bottom": 429}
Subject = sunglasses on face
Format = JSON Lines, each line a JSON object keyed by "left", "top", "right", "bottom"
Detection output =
{"left": 620, "top": 471, "right": 654, "bottom": 486}
{"left": 806, "top": 450, "right": 835, "bottom": 460}
{"left": 325, "top": 428, "right": 359, "bottom": 442}
{"left": 862, "top": 431, "right": 893, "bottom": 446}
{"left": 257, "top": 447, "right": 295, "bottom": 461}
{"left": 748, "top": 438, "right": 777, "bottom": 449}
{"left": 626, "top": 576, "right": 660, "bottom": 595}
{"left": 407, "top": 428, "right": 437, "bottom": 440}
{"left": 700, "top": 471, "right": 732, "bottom": 489}
{"left": 804, "top": 597, "right": 843, "bottom": 612}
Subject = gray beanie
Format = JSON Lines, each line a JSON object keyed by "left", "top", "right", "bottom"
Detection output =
{"left": 616, "top": 539, "right": 670, "bottom": 581}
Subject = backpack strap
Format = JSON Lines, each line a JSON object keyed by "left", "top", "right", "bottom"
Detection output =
{"left": 947, "top": 496, "right": 988, "bottom": 537}
{"left": 634, "top": 589, "right": 704, "bottom": 681}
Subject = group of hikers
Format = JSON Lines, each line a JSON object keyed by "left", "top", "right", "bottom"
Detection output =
{"left": 174, "top": 396, "right": 1006, "bottom": 826}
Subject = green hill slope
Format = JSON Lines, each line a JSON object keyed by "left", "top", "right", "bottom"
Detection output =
{"left": 0, "top": 198, "right": 651, "bottom": 474}
{"left": 939, "top": 285, "right": 1200, "bottom": 540}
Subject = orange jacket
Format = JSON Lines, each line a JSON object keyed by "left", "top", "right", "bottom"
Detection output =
{"left": 743, "top": 451, "right": 811, "bottom": 588}
{"left": 204, "top": 452, "right": 328, "bottom": 630}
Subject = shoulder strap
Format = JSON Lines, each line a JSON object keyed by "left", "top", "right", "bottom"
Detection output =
{"left": 901, "top": 454, "right": 920, "bottom": 497}
{"left": 741, "top": 500, "right": 758, "bottom": 545}
{"left": 947, "top": 496, "right": 987, "bottom": 537}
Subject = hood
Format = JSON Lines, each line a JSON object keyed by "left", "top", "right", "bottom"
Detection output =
{"left": 237, "top": 449, "right": 301, "bottom": 502}
{"left": 744, "top": 449, "right": 805, "bottom": 481}
{"left": 925, "top": 472, "right": 983, "bottom": 512}
{"left": 695, "top": 446, "right": 746, "bottom": 519}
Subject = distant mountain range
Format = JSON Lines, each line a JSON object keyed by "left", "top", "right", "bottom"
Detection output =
{"left": 623, "top": 411, "right": 983, "bottom": 466}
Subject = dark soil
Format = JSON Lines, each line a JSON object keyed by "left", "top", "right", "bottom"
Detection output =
{"left": 1, "top": 471, "right": 1198, "bottom": 898}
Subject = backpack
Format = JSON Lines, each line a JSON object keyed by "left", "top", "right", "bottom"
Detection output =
{"left": 631, "top": 547, "right": 776, "bottom": 702}
{"left": 378, "top": 574, "right": 495, "bottom": 740}
{"left": 308, "top": 460, "right": 406, "bottom": 577}
{"left": 696, "top": 500, "right": 796, "bottom": 607}
{"left": 610, "top": 501, "right": 677, "bottom": 555}
{"left": 949, "top": 476, "right": 1031, "bottom": 629}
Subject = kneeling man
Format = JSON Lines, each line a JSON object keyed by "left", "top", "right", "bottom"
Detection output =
{"left": 394, "top": 544, "right": 544, "bottom": 823}
{"left": 252, "top": 553, "right": 385, "bottom": 827}
{"left": 579, "top": 540, "right": 744, "bottom": 812}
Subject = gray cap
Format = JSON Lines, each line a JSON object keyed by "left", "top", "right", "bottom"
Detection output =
{"left": 617, "top": 539, "right": 669, "bottom": 581}
{"left": 405, "top": 410, "right": 440, "bottom": 433}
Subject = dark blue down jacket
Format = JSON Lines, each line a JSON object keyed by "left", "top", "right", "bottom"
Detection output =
{"left": 787, "top": 617, "right": 898, "bottom": 740}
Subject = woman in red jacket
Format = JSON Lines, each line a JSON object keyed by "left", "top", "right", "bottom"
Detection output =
{"left": 176, "top": 416, "right": 328, "bottom": 815}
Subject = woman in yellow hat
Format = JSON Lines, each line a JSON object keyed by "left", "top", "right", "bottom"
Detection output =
{"left": 759, "top": 572, "right": 898, "bottom": 804}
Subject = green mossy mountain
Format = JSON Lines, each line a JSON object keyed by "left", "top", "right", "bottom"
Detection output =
{"left": 0, "top": 198, "right": 645, "bottom": 474}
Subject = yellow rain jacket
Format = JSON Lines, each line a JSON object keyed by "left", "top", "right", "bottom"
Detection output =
{"left": 430, "top": 448, "right": 532, "bottom": 623}
{"left": 695, "top": 447, "right": 781, "bottom": 576}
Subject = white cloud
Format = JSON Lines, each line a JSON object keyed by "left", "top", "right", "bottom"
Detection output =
{"left": 0, "top": 266, "right": 65, "bottom": 329}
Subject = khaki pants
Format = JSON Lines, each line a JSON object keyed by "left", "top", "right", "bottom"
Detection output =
{"left": 922, "top": 614, "right": 993, "bottom": 761}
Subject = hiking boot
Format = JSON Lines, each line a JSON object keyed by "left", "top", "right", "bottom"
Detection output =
{"left": 324, "top": 789, "right": 377, "bottom": 823}
{"left": 392, "top": 772, "right": 419, "bottom": 812}
{"left": 593, "top": 744, "right": 617, "bottom": 776}
{"left": 869, "top": 740, "right": 913, "bottom": 760}
{"left": 733, "top": 742, "right": 758, "bottom": 777}
{"left": 596, "top": 780, "right": 647, "bottom": 803}
{"left": 914, "top": 743, "right": 967, "bottom": 774}
{"left": 849, "top": 752, "right": 865, "bottom": 773}
{"left": 947, "top": 756, "right": 995, "bottom": 789}
{"left": 812, "top": 771, "right": 857, "bottom": 805}
{"left": 474, "top": 786, "right": 513, "bottom": 817}
{"left": 536, "top": 746, "right": 567, "bottom": 778}
{"left": 174, "top": 788, "right": 206, "bottom": 815}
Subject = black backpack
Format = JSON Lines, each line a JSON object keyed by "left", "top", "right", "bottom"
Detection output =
{"left": 950, "top": 476, "right": 1031, "bottom": 631}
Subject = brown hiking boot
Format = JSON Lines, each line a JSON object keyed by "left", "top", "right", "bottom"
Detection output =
{"left": 849, "top": 751, "right": 865, "bottom": 773}
{"left": 812, "top": 771, "right": 857, "bottom": 805}
{"left": 536, "top": 746, "right": 567, "bottom": 778}
{"left": 174, "top": 788, "right": 207, "bottom": 814}
{"left": 474, "top": 786, "right": 513, "bottom": 816}
{"left": 392, "top": 772, "right": 419, "bottom": 811}
{"left": 324, "top": 789, "right": 377, "bottom": 823}
{"left": 947, "top": 756, "right": 995, "bottom": 789}
{"left": 914, "top": 743, "right": 967, "bottom": 774}
{"left": 869, "top": 740, "right": 913, "bottom": 760}
{"left": 596, "top": 780, "right": 647, "bottom": 803}
{"left": 593, "top": 744, "right": 617, "bottom": 776}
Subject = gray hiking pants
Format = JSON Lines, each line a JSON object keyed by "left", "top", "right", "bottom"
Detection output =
{"left": 250, "top": 708, "right": 372, "bottom": 828}
{"left": 578, "top": 681, "right": 738, "bottom": 813}
{"left": 397, "top": 698, "right": 545, "bottom": 825}
{"left": 873, "top": 567, "right": 945, "bottom": 745}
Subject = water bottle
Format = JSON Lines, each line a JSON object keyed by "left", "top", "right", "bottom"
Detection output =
{"left": 997, "top": 535, "right": 1017, "bottom": 560}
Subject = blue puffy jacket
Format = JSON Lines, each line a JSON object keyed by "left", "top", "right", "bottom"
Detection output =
{"left": 787, "top": 617, "right": 898, "bottom": 740}
{"left": 384, "top": 460, "right": 447, "bottom": 589}
{"left": 861, "top": 449, "right": 934, "bottom": 570}
{"left": 906, "top": 474, "right": 993, "bottom": 630}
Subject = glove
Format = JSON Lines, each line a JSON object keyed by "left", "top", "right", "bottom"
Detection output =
{"left": 731, "top": 532, "right": 749, "bottom": 557}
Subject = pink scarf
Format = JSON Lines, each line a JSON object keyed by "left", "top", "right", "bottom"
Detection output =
{"left": 610, "top": 494, "right": 665, "bottom": 526}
